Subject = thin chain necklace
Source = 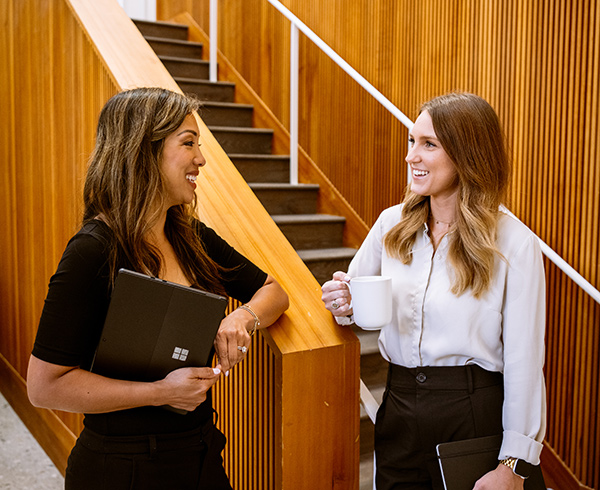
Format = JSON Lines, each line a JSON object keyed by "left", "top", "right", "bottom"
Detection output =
{"left": 431, "top": 215, "right": 455, "bottom": 226}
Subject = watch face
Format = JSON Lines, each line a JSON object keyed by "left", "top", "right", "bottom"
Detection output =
{"left": 514, "top": 459, "right": 534, "bottom": 478}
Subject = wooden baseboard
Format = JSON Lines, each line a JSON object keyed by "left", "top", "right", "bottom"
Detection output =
{"left": 0, "top": 354, "right": 76, "bottom": 476}
{"left": 541, "top": 441, "right": 592, "bottom": 490}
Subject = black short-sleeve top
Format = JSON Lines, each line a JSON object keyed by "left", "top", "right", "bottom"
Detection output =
{"left": 32, "top": 219, "right": 268, "bottom": 436}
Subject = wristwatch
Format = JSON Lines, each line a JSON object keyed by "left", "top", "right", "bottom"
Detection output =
{"left": 500, "top": 457, "right": 533, "bottom": 479}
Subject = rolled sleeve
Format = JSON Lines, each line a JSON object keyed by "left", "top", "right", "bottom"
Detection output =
{"left": 500, "top": 233, "right": 547, "bottom": 464}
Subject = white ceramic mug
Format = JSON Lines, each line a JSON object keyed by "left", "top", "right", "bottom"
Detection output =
{"left": 349, "top": 276, "right": 392, "bottom": 329}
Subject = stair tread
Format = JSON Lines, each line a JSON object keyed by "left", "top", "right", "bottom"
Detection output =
{"left": 354, "top": 328, "right": 382, "bottom": 356}
{"left": 175, "top": 78, "right": 235, "bottom": 87}
{"left": 297, "top": 247, "right": 357, "bottom": 261}
{"left": 209, "top": 126, "right": 273, "bottom": 134}
{"left": 229, "top": 153, "right": 289, "bottom": 160}
{"left": 201, "top": 101, "right": 253, "bottom": 109}
{"left": 134, "top": 19, "right": 187, "bottom": 29}
{"left": 271, "top": 214, "right": 346, "bottom": 224}
{"left": 359, "top": 456, "right": 375, "bottom": 490}
{"left": 145, "top": 36, "right": 202, "bottom": 47}
{"left": 133, "top": 19, "right": 189, "bottom": 40}
{"left": 249, "top": 183, "right": 319, "bottom": 190}
{"left": 159, "top": 55, "right": 208, "bottom": 64}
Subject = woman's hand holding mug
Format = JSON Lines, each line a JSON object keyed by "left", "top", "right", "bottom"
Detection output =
{"left": 322, "top": 271, "right": 393, "bottom": 329}
{"left": 321, "top": 271, "right": 353, "bottom": 317}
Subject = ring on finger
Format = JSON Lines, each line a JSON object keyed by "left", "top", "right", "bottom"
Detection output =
{"left": 332, "top": 300, "right": 340, "bottom": 310}
{"left": 237, "top": 345, "right": 248, "bottom": 354}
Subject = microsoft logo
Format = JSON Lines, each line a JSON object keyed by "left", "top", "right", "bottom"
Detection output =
{"left": 172, "top": 347, "right": 189, "bottom": 361}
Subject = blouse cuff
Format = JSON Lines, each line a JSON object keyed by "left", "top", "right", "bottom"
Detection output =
{"left": 499, "top": 430, "right": 544, "bottom": 465}
{"left": 334, "top": 314, "right": 354, "bottom": 326}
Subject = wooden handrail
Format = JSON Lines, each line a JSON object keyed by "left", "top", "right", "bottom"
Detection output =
{"left": 69, "top": 0, "right": 358, "bottom": 356}
{"left": 66, "top": 0, "right": 179, "bottom": 91}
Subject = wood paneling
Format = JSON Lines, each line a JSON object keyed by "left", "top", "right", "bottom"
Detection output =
{"left": 158, "top": 0, "right": 600, "bottom": 487}
{"left": 0, "top": 0, "right": 118, "bottom": 458}
{"left": 1, "top": 0, "right": 359, "bottom": 487}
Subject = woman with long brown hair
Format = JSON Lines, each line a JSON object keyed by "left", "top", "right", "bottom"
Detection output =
{"left": 27, "top": 87, "right": 288, "bottom": 489}
{"left": 322, "top": 92, "right": 546, "bottom": 489}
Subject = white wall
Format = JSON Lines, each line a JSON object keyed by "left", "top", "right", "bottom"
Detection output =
{"left": 117, "top": 0, "right": 156, "bottom": 21}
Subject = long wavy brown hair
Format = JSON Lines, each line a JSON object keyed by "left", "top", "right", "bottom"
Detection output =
{"left": 383, "top": 92, "right": 511, "bottom": 298}
{"left": 83, "top": 87, "right": 226, "bottom": 295}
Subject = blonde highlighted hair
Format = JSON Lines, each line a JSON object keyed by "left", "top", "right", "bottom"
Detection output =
{"left": 383, "top": 92, "right": 511, "bottom": 297}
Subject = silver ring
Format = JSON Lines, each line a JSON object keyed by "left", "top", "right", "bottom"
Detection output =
{"left": 331, "top": 300, "right": 340, "bottom": 310}
{"left": 237, "top": 345, "right": 248, "bottom": 354}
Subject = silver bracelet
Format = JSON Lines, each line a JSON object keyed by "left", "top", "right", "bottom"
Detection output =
{"left": 237, "top": 304, "right": 260, "bottom": 336}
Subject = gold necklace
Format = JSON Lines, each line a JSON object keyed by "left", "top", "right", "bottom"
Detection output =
{"left": 431, "top": 215, "right": 454, "bottom": 226}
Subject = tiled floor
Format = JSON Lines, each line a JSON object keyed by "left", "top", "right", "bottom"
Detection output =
{"left": 0, "top": 392, "right": 64, "bottom": 489}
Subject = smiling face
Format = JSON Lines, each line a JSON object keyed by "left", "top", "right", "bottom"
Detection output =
{"left": 160, "top": 114, "right": 206, "bottom": 210}
{"left": 406, "top": 110, "right": 459, "bottom": 205}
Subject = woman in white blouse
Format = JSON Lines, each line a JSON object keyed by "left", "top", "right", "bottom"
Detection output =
{"left": 322, "top": 92, "right": 546, "bottom": 490}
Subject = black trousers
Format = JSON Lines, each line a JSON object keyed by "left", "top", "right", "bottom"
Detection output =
{"left": 375, "top": 363, "right": 504, "bottom": 490}
{"left": 65, "top": 422, "right": 232, "bottom": 490}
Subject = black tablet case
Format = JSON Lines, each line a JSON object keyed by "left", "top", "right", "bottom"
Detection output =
{"left": 91, "top": 269, "right": 227, "bottom": 382}
{"left": 437, "top": 435, "right": 546, "bottom": 490}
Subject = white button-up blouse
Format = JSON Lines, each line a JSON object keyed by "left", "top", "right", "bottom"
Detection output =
{"left": 345, "top": 204, "right": 546, "bottom": 464}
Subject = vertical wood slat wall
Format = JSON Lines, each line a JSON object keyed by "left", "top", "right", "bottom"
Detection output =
{"left": 213, "top": 300, "right": 276, "bottom": 490}
{"left": 0, "top": 0, "right": 119, "bottom": 439}
{"left": 159, "top": 0, "right": 600, "bottom": 487}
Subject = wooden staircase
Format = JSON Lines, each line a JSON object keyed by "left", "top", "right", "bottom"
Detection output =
{"left": 134, "top": 19, "right": 358, "bottom": 287}
{"left": 133, "top": 19, "right": 386, "bottom": 489}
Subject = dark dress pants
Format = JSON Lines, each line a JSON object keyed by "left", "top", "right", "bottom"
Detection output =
{"left": 374, "top": 364, "right": 504, "bottom": 490}
{"left": 65, "top": 423, "right": 232, "bottom": 490}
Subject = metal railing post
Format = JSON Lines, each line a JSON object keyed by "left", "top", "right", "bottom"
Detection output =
{"left": 290, "top": 23, "right": 299, "bottom": 185}
{"left": 209, "top": 0, "right": 218, "bottom": 83}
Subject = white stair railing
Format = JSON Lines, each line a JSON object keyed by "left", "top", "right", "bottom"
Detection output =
{"left": 209, "top": 0, "right": 218, "bottom": 82}
{"left": 265, "top": 0, "right": 414, "bottom": 185}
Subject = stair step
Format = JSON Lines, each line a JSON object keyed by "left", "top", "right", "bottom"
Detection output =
{"left": 200, "top": 101, "right": 254, "bottom": 127}
{"left": 361, "top": 351, "right": 388, "bottom": 389}
{"left": 249, "top": 183, "right": 319, "bottom": 214}
{"left": 177, "top": 79, "right": 235, "bottom": 103}
{"left": 297, "top": 247, "right": 357, "bottom": 285}
{"left": 160, "top": 55, "right": 209, "bottom": 79}
{"left": 359, "top": 385, "right": 384, "bottom": 459}
{"left": 133, "top": 19, "right": 188, "bottom": 41}
{"left": 353, "top": 328, "right": 381, "bottom": 356}
{"left": 230, "top": 154, "right": 290, "bottom": 183}
{"left": 210, "top": 126, "right": 273, "bottom": 154}
{"left": 360, "top": 453, "right": 375, "bottom": 490}
{"left": 272, "top": 214, "right": 345, "bottom": 249}
{"left": 145, "top": 36, "right": 203, "bottom": 59}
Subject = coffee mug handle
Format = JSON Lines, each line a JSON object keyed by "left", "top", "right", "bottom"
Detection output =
{"left": 345, "top": 279, "right": 353, "bottom": 309}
